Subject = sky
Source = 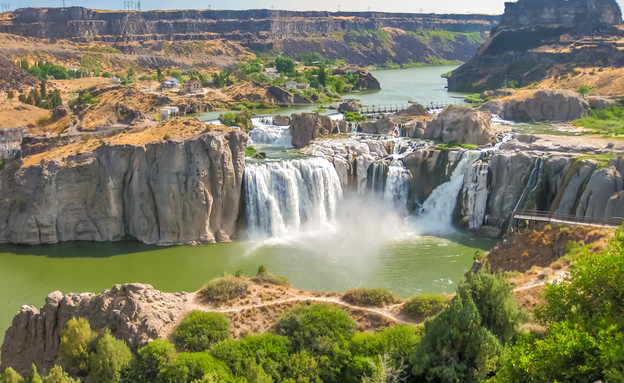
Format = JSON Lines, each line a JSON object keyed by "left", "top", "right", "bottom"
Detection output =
{"left": 3, "top": 0, "right": 624, "bottom": 15}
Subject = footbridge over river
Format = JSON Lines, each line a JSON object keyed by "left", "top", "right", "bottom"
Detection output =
{"left": 512, "top": 209, "right": 624, "bottom": 230}
{"left": 272, "top": 101, "right": 462, "bottom": 113}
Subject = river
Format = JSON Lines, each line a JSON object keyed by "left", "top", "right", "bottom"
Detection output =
{"left": 0, "top": 65, "right": 496, "bottom": 345}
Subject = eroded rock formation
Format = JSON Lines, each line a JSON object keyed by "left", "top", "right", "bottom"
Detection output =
{"left": 289, "top": 113, "right": 347, "bottom": 148}
{"left": 482, "top": 89, "right": 590, "bottom": 122}
{"left": 423, "top": 106, "right": 495, "bottom": 145}
{"left": 0, "top": 129, "right": 247, "bottom": 245}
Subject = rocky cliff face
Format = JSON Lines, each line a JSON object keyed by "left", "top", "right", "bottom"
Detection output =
{"left": 482, "top": 89, "right": 590, "bottom": 122}
{"left": 1, "top": 283, "right": 195, "bottom": 375}
{"left": 447, "top": 0, "right": 624, "bottom": 91}
{"left": 423, "top": 106, "right": 496, "bottom": 145}
{"left": 0, "top": 129, "right": 247, "bottom": 245}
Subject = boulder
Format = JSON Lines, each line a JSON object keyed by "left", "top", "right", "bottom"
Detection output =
{"left": 398, "top": 103, "right": 429, "bottom": 117}
{"left": 501, "top": 89, "right": 590, "bottom": 122}
{"left": 338, "top": 100, "right": 360, "bottom": 114}
{"left": 267, "top": 86, "right": 309, "bottom": 105}
{"left": 588, "top": 96, "right": 616, "bottom": 110}
{"left": 576, "top": 166, "right": 623, "bottom": 218}
{"left": 424, "top": 106, "right": 494, "bottom": 145}
{"left": 354, "top": 70, "right": 381, "bottom": 90}
{"left": 272, "top": 115, "right": 291, "bottom": 126}
{"left": 50, "top": 106, "right": 70, "bottom": 122}
{"left": 359, "top": 116, "right": 396, "bottom": 135}
{"left": 289, "top": 113, "right": 347, "bottom": 148}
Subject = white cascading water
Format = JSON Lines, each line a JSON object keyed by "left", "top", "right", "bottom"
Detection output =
{"left": 248, "top": 117, "right": 293, "bottom": 148}
{"left": 244, "top": 157, "right": 343, "bottom": 239}
{"left": 412, "top": 151, "right": 480, "bottom": 234}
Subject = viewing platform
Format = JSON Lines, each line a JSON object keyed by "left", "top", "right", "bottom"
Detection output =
{"left": 512, "top": 209, "right": 624, "bottom": 230}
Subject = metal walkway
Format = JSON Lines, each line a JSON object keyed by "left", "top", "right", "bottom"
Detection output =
{"left": 512, "top": 209, "right": 624, "bottom": 229}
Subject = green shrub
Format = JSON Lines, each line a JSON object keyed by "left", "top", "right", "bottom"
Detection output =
{"left": 245, "top": 146, "right": 256, "bottom": 157}
{"left": 1, "top": 367, "right": 23, "bottom": 383}
{"left": 256, "top": 265, "right": 290, "bottom": 286}
{"left": 123, "top": 339, "right": 175, "bottom": 383}
{"left": 42, "top": 365, "right": 78, "bottom": 383}
{"left": 578, "top": 84, "right": 591, "bottom": 96}
{"left": 200, "top": 274, "right": 249, "bottom": 303}
{"left": 210, "top": 333, "right": 291, "bottom": 381}
{"left": 173, "top": 311, "right": 230, "bottom": 352}
{"left": 404, "top": 294, "right": 447, "bottom": 317}
{"left": 279, "top": 304, "right": 356, "bottom": 352}
{"left": 157, "top": 352, "right": 234, "bottom": 383}
{"left": 163, "top": 134, "right": 170, "bottom": 140}
{"left": 24, "top": 365, "right": 42, "bottom": 383}
{"left": 342, "top": 288, "right": 399, "bottom": 307}
{"left": 88, "top": 332, "right": 132, "bottom": 383}
{"left": 59, "top": 317, "right": 96, "bottom": 375}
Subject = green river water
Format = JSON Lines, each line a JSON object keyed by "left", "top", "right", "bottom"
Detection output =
{"left": 0, "top": 65, "right": 498, "bottom": 345}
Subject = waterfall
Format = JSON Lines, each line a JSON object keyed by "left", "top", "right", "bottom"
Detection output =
{"left": 244, "top": 157, "right": 343, "bottom": 238}
{"left": 384, "top": 159, "right": 410, "bottom": 209}
{"left": 248, "top": 117, "right": 293, "bottom": 148}
{"left": 367, "top": 162, "right": 387, "bottom": 194}
{"left": 413, "top": 151, "right": 480, "bottom": 234}
{"left": 511, "top": 157, "right": 545, "bottom": 218}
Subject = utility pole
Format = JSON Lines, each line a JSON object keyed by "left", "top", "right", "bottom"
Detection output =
{"left": 337, "top": 4, "right": 340, "bottom": 12}
{"left": 1, "top": 3, "right": 10, "bottom": 12}
{"left": 136, "top": 1, "right": 140, "bottom": 11}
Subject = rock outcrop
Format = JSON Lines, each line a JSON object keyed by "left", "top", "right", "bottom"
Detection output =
{"left": 359, "top": 116, "right": 397, "bottom": 135}
{"left": 1, "top": 283, "right": 195, "bottom": 375}
{"left": 289, "top": 113, "right": 347, "bottom": 149}
{"left": 483, "top": 89, "right": 590, "bottom": 122}
{"left": 0, "top": 128, "right": 247, "bottom": 245}
{"left": 338, "top": 100, "right": 360, "bottom": 114}
{"left": 447, "top": 0, "right": 624, "bottom": 91}
{"left": 423, "top": 106, "right": 495, "bottom": 145}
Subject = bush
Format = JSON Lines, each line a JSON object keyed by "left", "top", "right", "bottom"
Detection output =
{"left": 1, "top": 367, "right": 23, "bottom": 383}
{"left": 42, "top": 365, "right": 79, "bottom": 383}
{"left": 342, "top": 288, "right": 399, "bottom": 307}
{"left": 279, "top": 304, "right": 356, "bottom": 352}
{"left": 59, "top": 317, "right": 96, "bottom": 375}
{"left": 403, "top": 294, "right": 447, "bottom": 317}
{"left": 24, "top": 364, "right": 42, "bottom": 383}
{"left": 256, "top": 265, "right": 290, "bottom": 286}
{"left": 88, "top": 333, "right": 132, "bottom": 383}
{"left": 200, "top": 274, "right": 249, "bottom": 303}
{"left": 157, "top": 352, "right": 234, "bottom": 383}
{"left": 7, "top": 91, "right": 14, "bottom": 99}
{"left": 578, "top": 84, "right": 591, "bottom": 96}
{"left": 173, "top": 311, "right": 230, "bottom": 352}
{"left": 210, "top": 333, "right": 291, "bottom": 381}
{"left": 123, "top": 339, "right": 175, "bottom": 383}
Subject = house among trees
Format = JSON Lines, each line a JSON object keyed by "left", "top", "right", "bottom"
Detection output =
{"left": 161, "top": 77, "right": 181, "bottom": 89}
{"left": 180, "top": 79, "right": 202, "bottom": 95}
{"left": 262, "top": 68, "right": 280, "bottom": 80}
{"left": 284, "top": 80, "right": 298, "bottom": 90}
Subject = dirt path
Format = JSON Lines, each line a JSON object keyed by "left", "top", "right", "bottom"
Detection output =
{"left": 205, "top": 296, "right": 412, "bottom": 325}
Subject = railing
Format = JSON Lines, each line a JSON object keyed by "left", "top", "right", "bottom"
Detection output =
{"left": 513, "top": 209, "right": 624, "bottom": 228}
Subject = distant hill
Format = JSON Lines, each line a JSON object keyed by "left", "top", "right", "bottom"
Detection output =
{"left": 0, "top": 7, "right": 500, "bottom": 67}
{"left": 447, "top": 0, "right": 624, "bottom": 92}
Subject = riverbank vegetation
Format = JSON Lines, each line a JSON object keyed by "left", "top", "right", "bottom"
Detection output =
{"left": 574, "top": 103, "right": 624, "bottom": 136}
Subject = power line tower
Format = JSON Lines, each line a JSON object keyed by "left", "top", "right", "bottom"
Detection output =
{"left": 135, "top": 1, "right": 140, "bottom": 11}
{"left": 123, "top": 0, "right": 133, "bottom": 10}
{"left": 337, "top": 4, "right": 340, "bottom": 12}
{"left": 1, "top": 3, "right": 10, "bottom": 12}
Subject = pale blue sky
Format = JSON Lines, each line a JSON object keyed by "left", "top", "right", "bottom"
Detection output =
{"left": 4, "top": 0, "right": 624, "bottom": 16}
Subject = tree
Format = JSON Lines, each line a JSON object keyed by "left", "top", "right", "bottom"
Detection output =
{"left": 275, "top": 57, "right": 295, "bottom": 74}
{"left": 42, "top": 365, "right": 78, "bottom": 383}
{"left": 173, "top": 310, "right": 230, "bottom": 352}
{"left": 7, "top": 91, "right": 14, "bottom": 99}
{"left": 157, "top": 352, "right": 235, "bottom": 383}
{"left": 88, "top": 332, "right": 132, "bottom": 383}
{"left": 24, "top": 365, "right": 42, "bottom": 383}
{"left": 59, "top": 317, "right": 95, "bottom": 375}
{"left": 156, "top": 66, "right": 163, "bottom": 81}
{"left": 410, "top": 287, "right": 502, "bottom": 383}
{"left": 1, "top": 367, "right": 23, "bottom": 383}
{"left": 122, "top": 339, "right": 176, "bottom": 383}
{"left": 578, "top": 85, "right": 591, "bottom": 97}
{"left": 317, "top": 65, "right": 327, "bottom": 86}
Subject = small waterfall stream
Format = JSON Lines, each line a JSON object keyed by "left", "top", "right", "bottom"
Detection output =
{"left": 413, "top": 151, "right": 480, "bottom": 234}
{"left": 244, "top": 157, "right": 343, "bottom": 238}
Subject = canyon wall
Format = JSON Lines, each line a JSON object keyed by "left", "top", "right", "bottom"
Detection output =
{"left": 0, "top": 129, "right": 247, "bottom": 245}
{"left": 447, "top": 0, "right": 624, "bottom": 91}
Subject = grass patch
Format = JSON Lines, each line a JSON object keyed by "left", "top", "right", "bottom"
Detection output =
{"left": 574, "top": 153, "right": 620, "bottom": 169}
{"left": 342, "top": 288, "right": 400, "bottom": 307}
{"left": 200, "top": 274, "right": 249, "bottom": 303}
{"left": 574, "top": 105, "right": 624, "bottom": 136}
{"left": 245, "top": 146, "right": 257, "bottom": 157}
{"left": 438, "top": 141, "right": 480, "bottom": 150}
